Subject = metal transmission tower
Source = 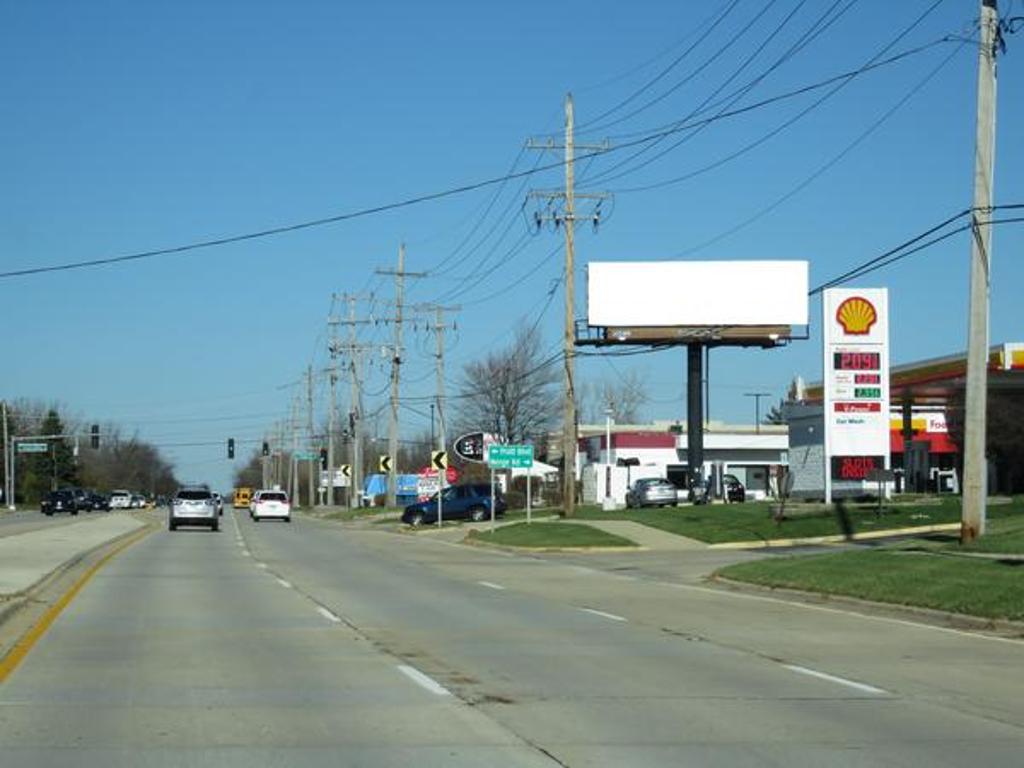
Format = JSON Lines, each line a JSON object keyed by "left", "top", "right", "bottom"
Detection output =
{"left": 527, "top": 93, "right": 610, "bottom": 518}
{"left": 375, "top": 244, "right": 426, "bottom": 507}
{"left": 962, "top": 0, "right": 1002, "bottom": 543}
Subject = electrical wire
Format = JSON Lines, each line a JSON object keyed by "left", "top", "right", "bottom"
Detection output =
{"left": 2, "top": 33, "right": 956, "bottom": 282}
{"left": 674, "top": 31, "right": 969, "bottom": 257}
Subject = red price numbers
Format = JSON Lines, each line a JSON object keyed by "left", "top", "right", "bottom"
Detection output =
{"left": 831, "top": 456, "right": 880, "bottom": 480}
{"left": 833, "top": 352, "right": 880, "bottom": 371}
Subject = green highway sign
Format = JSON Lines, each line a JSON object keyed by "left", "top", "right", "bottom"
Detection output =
{"left": 17, "top": 442, "right": 48, "bottom": 454}
{"left": 294, "top": 451, "right": 318, "bottom": 461}
{"left": 487, "top": 444, "right": 533, "bottom": 469}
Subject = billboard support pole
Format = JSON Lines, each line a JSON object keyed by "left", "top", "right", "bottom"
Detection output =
{"left": 686, "top": 345, "right": 705, "bottom": 497}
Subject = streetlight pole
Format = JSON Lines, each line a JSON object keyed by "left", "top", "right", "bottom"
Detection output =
{"left": 603, "top": 406, "right": 615, "bottom": 510}
{"left": 744, "top": 392, "right": 772, "bottom": 434}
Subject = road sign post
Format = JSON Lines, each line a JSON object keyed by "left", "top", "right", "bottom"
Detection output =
{"left": 486, "top": 444, "right": 534, "bottom": 527}
{"left": 431, "top": 451, "right": 448, "bottom": 527}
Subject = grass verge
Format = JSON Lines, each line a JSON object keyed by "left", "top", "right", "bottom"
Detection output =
{"left": 717, "top": 549, "right": 1024, "bottom": 621}
{"left": 572, "top": 497, "right": 1022, "bottom": 544}
{"left": 468, "top": 522, "right": 637, "bottom": 549}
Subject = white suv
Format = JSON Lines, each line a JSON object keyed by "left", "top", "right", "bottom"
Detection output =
{"left": 251, "top": 490, "right": 291, "bottom": 523}
{"left": 170, "top": 486, "right": 219, "bottom": 532}
{"left": 109, "top": 490, "right": 132, "bottom": 510}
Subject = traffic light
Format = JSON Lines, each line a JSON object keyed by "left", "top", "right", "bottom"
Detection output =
{"left": 320, "top": 448, "right": 328, "bottom": 470}
{"left": 261, "top": 441, "right": 270, "bottom": 457}
{"left": 90, "top": 424, "right": 100, "bottom": 449}
{"left": 227, "top": 438, "right": 235, "bottom": 459}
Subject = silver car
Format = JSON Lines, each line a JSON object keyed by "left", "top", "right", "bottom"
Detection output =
{"left": 169, "top": 486, "right": 219, "bottom": 532}
{"left": 625, "top": 478, "right": 679, "bottom": 508}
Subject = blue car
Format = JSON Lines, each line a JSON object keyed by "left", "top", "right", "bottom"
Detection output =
{"left": 402, "top": 484, "right": 506, "bottom": 526}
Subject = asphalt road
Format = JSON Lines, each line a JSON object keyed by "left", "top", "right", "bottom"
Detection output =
{"left": 1, "top": 509, "right": 1022, "bottom": 766}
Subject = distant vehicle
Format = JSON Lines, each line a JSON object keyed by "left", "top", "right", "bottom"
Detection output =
{"left": 109, "top": 490, "right": 132, "bottom": 510}
{"left": 723, "top": 474, "right": 746, "bottom": 503}
{"left": 233, "top": 487, "right": 252, "bottom": 509}
{"left": 212, "top": 492, "right": 224, "bottom": 516}
{"left": 169, "top": 486, "right": 219, "bottom": 532}
{"left": 129, "top": 494, "right": 146, "bottom": 509}
{"left": 41, "top": 489, "right": 79, "bottom": 516}
{"left": 251, "top": 490, "right": 290, "bottom": 522}
{"left": 401, "top": 484, "right": 506, "bottom": 526}
{"left": 626, "top": 478, "right": 678, "bottom": 508}
{"left": 81, "top": 491, "right": 110, "bottom": 512}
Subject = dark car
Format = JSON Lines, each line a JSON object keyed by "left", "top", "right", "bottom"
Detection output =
{"left": 402, "top": 484, "right": 506, "bottom": 526}
{"left": 723, "top": 474, "right": 746, "bottom": 503}
{"left": 83, "top": 491, "right": 111, "bottom": 511}
{"left": 41, "top": 489, "right": 79, "bottom": 516}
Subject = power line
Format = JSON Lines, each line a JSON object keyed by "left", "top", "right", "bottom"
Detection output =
{"left": 0, "top": 26, "right": 964, "bottom": 282}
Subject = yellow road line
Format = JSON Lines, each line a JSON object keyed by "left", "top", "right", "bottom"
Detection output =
{"left": 0, "top": 524, "right": 153, "bottom": 683}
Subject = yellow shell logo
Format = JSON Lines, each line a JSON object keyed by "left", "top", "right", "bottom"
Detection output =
{"left": 836, "top": 296, "right": 877, "bottom": 335}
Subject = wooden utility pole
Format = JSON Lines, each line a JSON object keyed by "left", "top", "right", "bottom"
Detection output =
{"left": 376, "top": 245, "right": 425, "bottom": 507}
{"left": 527, "top": 94, "right": 610, "bottom": 518}
{"left": 327, "top": 314, "right": 339, "bottom": 507}
{"left": 563, "top": 94, "right": 577, "bottom": 519}
{"left": 2, "top": 401, "right": 10, "bottom": 510}
{"left": 962, "top": 0, "right": 1000, "bottom": 543}
{"left": 306, "top": 364, "right": 316, "bottom": 510}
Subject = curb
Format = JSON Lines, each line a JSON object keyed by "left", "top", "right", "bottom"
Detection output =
{"left": 706, "top": 522, "right": 962, "bottom": 550}
{"left": 709, "top": 574, "right": 1024, "bottom": 637}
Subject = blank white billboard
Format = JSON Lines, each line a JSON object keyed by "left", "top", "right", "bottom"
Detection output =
{"left": 587, "top": 261, "right": 809, "bottom": 327}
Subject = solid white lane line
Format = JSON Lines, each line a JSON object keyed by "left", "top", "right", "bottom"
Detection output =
{"left": 398, "top": 664, "right": 452, "bottom": 696}
{"left": 316, "top": 606, "right": 341, "bottom": 623}
{"left": 580, "top": 607, "right": 628, "bottom": 622}
{"left": 478, "top": 581, "right": 505, "bottom": 591}
{"left": 276, "top": 578, "right": 292, "bottom": 589}
{"left": 784, "top": 664, "right": 887, "bottom": 695}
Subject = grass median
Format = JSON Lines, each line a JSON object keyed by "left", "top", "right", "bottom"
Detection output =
{"left": 572, "top": 497, "right": 1021, "bottom": 544}
{"left": 468, "top": 522, "right": 637, "bottom": 549}
{"left": 717, "top": 509, "right": 1024, "bottom": 621}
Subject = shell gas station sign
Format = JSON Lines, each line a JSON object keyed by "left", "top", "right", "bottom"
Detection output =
{"left": 822, "top": 288, "right": 890, "bottom": 500}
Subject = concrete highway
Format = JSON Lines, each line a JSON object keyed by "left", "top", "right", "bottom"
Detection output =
{"left": 1, "top": 509, "right": 1021, "bottom": 766}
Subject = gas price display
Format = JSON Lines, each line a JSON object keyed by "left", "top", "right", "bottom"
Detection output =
{"left": 833, "top": 351, "right": 881, "bottom": 371}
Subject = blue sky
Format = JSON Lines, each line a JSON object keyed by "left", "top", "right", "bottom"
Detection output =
{"left": 3, "top": 0, "right": 1022, "bottom": 491}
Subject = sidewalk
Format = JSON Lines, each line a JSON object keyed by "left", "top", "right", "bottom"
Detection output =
{"left": 0, "top": 515, "right": 144, "bottom": 596}
{"left": 561, "top": 519, "right": 707, "bottom": 550}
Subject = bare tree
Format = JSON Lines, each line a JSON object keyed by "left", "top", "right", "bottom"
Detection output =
{"left": 455, "top": 323, "right": 559, "bottom": 444}
{"left": 580, "top": 371, "right": 649, "bottom": 424}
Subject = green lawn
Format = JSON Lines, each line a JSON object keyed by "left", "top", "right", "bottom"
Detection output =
{"left": 958, "top": 513, "right": 1024, "bottom": 554}
{"left": 468, "top": 522, "right": 637, "bottom": 549}
{"left": 570, "top": 498, "right": 1022, "bottom": 544}
{"left": 717, "top": 549, "right": 1024, "bottom": 621}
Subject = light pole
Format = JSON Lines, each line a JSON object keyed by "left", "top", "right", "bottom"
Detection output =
{"left": 744, "top": 392, "right": 771, "bottom": 434}
{"left": 603, "top": 406, "right": 615, "bottom": 510}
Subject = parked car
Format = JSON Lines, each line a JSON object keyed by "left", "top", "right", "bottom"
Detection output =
{"left": 41, "top": 489, "right": 79, "bottom": 516}
{"left": 626, "top": 478, "right": 678, "bottom": 508}
{"left": 402, "top": 484, "right": 506, "bottom": 526}
{"left": 169, "top": 486, "right": 219, "bottom": 531}
{"left": 109, "top": 490, "right": 132, "bottom": 510}
{"left": 81, "top": 491, "right": 110, "bottom": 512}
{"left": 723, "top": 474, "right": 746, "bottom": 503}
{"left": 251, "top": 490, "right": 290, "bottom": 522}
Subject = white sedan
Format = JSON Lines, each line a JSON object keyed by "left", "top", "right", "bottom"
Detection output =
{"left": 251, "top": 490, "right": 291, "bottom": 522}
